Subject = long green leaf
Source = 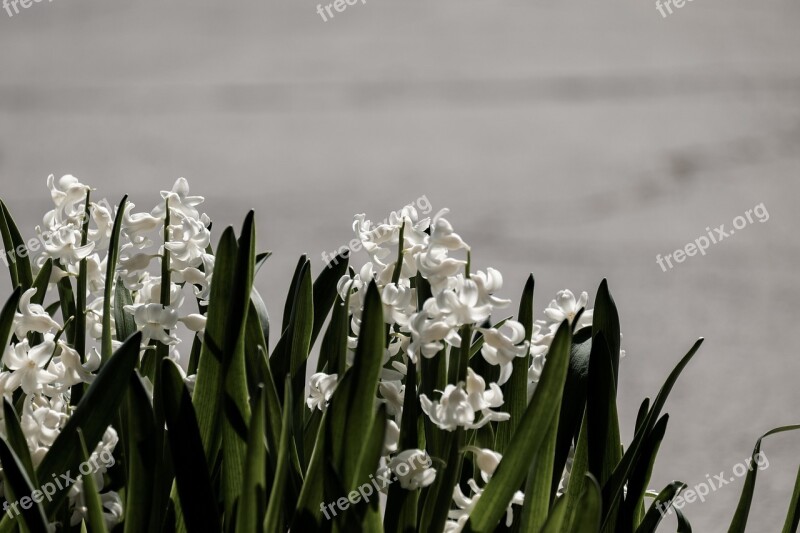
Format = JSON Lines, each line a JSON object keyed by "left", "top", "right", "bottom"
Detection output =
{"left": 264, "top": 378, "right": 294, "bottom": 532}
{"left": 236, "top": 386, "right": 267, "bottom": 533}
{"left": 330, "top": 281, "right": 385, "bottom": 490}
{"left": 161, "top": 358, "right": 221, "bottom": 533}
{"left": 635, "top": 481, "right": 686, "bottom": 533}
{"left": 619, "top": 415, "right": 669, "bottom": 533}
{"left": 311, "top": 252, "right": 349, "bottom": 348}
{"left": 114, "top": 276, "right": 137, "bottom": 343}
{"left": 0, "top": 201, "right": 32, "bottom": 291}
{"left": 0, "top": 437, "right": 49, "bottom": 533}
{"left": 592, "top": 279, "right": 620, "bottom": 386}
{"left": 30, "top": 258, "right": 52, "bottom": 307}
{"left": 2, "top": 399, "right": 36, "bottom": 486}
{"left": 496, "top": 274, "right": 534, "bottom": 454}
{"left": 122, "top": 372, "right": 157, "bottom": 533}
{"left": 101, "top": 196, "right": 128, "bottom": 360}
{"left": 728, "top": 425, "right": 800, "bottom": 533}
{"left": 221, "top": 211, "right": 256, "bottom": 521}
{"left": 552, "top": 327, "right": 591, "bottom": 498}
{"left": 561, "top": 413, "right": 590, "bottom": 533}
{"left": 603, "top": 339, "right": 703, "bottom": 529}
{"left": 35, "top": 332, "right": 142, "bottom": 515}
{"left": 192, "top": 227, "right": 238, "bottom": 466}
{"left": 782, "top": 463, "right": 800, "bottom": 533}
{"left": 0, "top": 288, "right": 22, "bottom": 365}
{"left": 519, "top": 413, "right": 559, "bottom": 532}
{"left": 77, "top": 429, "right": 109, "bottom": 533}
{"left": 586, "top": 331, "right": 621, "bottom": 522}
{"left": 465, "top": 320, "right": 572, "bottom": 533}
{"left": 571, "top": 474, "right": 603, "bottom": 533}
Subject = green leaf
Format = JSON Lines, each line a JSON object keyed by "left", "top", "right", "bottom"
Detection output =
{"left": 549, "top": 475, "right": 602, "bottom": 533}
{"left": 35, "top": 332, "right": 142, "bottom": 516}
{"left": 77, "top": 429, "right": 109, "bottom": 533}
{"left": 465, "top": 320, "right": 572, "bottom": 533}
{"left": 540, "top": 495, "right": 568, "bottom": 532}
{"left": 122, "top": 372, "right": 157, "bottom": 533}
{"left": 552, "top": 327, "right": 591, "bottom": 499}
{"left": 0, "top": 288, "right": 22, "bottom": 363}
{"left": 192, "top": 227, "right": 238, "bottom": 467}
{"left": 635, "top": 481, "right": 687, "bottom": 533}
{"left": 292, "top": 411, "right": 328, "bottom": 531}
{"left": 603, "top": 338, "right": 703, "bottom": 530}
{"left": 384, "top": 359, "right": 420, "bottom": 533}
{"left": 2, "top": 399, "right": 37, "bottom": 486}
{"left": 236, "top": 386, "right": 267, "bottom": 533}
{"left": 519, "top": 412, "right": 559, "bottom": 532}
{"left": 264, "top": 378, "right": 294, "bottom": 532}
{"left": 0, "top": 201, "right": 19, "bottom": 288}
{"left": 728, "top": 425, "right": 800, "bottom": 533}
{"left": 318, "top": 292, "right": 350, "bottom": 377}
{"left": 348, "top": 404, "right": 388, "bottom": 530}
{"left": 676, "top": 508, "right": 693, "bottom": 533}
{"left": 311, "top": 252, "right": 349, "bottom": 348}
{"left": 561, "top": 413, "right": 590, "bottom": 533}
{"left": 782, "top": 463, "right": 800, "bottom": 533}
{"left": 251, "top": 287, "right": 271, "bottom": 350}
{"left": 496, "top": 274, "right": 534, "bottom": 454}
{"left": 586, "top": 332, "right": 621, "bottom": 494}
{"left": 220, "top": 211, "right": 257, "bottom": 521}
{"left": 592, "top": 279, "right": 621, "bottom": 386}
{"left": 329, "top": 281, "right": 385, "bottom": 491}
{"left": 30, "top": 258, "right": 52, "bottom": 307}
{"left": 101, "top": 196, "right": 128, "bottom": 361}
{"left": 282, "top": 255, "right": 308, "bottom": 332}
{"left": 161, "top": 358, "right": 221, "bottom": 533}
{"left": 0, "top": 200, "right": 33, "bottom": 291}
{"left": 619, "top": 415, "right": 669, "bottom": 533}
{"left": 571, "top": 474, "right": 603, "bottom": 533}
{"left": 0, "top": 437, "right": 49, "bottom": 533}
{"left": 55, "top": 263, "right": 77, "bottom": 346}
{"left": 114, "top": 276, "right": 137, "bottom": 344}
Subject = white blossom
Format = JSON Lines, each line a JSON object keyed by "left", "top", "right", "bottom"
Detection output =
{"left": 388, "top": 449, "right": 436, "bottom": 490}
{"left": 306, "top": 373, "right": 338, "bottom": 411}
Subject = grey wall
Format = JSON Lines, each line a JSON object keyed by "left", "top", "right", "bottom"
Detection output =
{"left": 1, "top": 0, "right": 799, "bottom": 530}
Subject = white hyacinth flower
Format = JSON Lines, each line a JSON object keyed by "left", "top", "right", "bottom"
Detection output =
{"left": 46, "top": 174, "right": 89, "bottom": 221}
{"left": 124, "top": 303, "right": 180, "bottom": 345}
{"left": 388, "top": 449, "right": 436, "bottom": 490}
{"left": 479, "top": 320, "right": 530, "bottom": 385}
{"left": 542, "top": 289, "right": 593, "bottom": 331}
{"left": 306, "top": 373, "right": 338, "bottom": 411}
{"left": 153, "top": 177, "right": 205, "bottom": 221}
{"left": 445, "top": 478, "right": 524, "bottom": 532}
{"left": 3, "top": 338, "right": 59, "bottom": 395}
{"left": 14, "top": 288, "right": 61, "bottom": 339}
{"left": 383, "top": 419, "right": 400, "bottom": 455}
{"left": 378, "top": 380, "right": 405, "bottom": 418}
{"left": 420, "top": 369, "right": 509, "bottom": 431}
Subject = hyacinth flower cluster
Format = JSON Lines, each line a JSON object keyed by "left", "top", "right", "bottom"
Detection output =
{"left": 0, "top": 178, "right": 796, "bottom": 533}
{"left": 0, "top": 176, "right": 212, "bottom": 529}
{"left": 307, "top": 206, "right": 628, "bottom": 531}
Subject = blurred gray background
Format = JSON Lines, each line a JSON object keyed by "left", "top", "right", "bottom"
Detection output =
{"left": 1, "top": 0, "right": 799, "bottom": 530}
